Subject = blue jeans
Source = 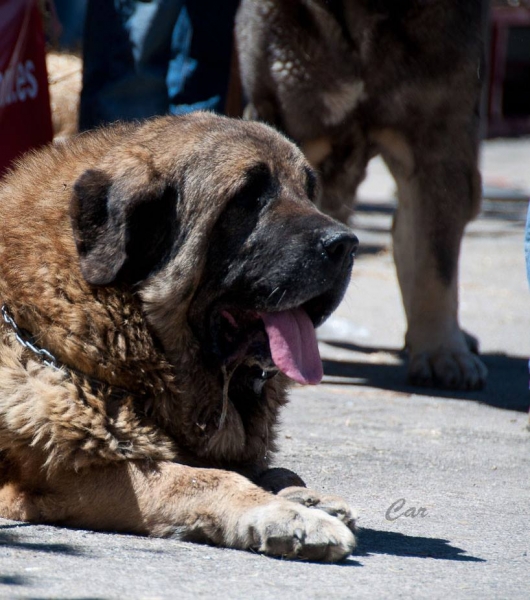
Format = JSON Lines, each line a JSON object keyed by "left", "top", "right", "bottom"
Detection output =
{"left": 53, "top": 0, "right": 87, "bottom": 49}
{"left": 79, "top": 0, "right": 239, "bottom": 130}
{"left": 524, "top": 204, "right": 530, "bottom": 389}
{"left": 526, "top": 202, "right": 530, "bottom": 287}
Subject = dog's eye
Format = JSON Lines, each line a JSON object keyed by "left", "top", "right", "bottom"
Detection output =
{"left": 233, "top": 164, "right": 277, "bottom": 209}
{"left": 305, "top": 167, "right": 317, "bottom": 201}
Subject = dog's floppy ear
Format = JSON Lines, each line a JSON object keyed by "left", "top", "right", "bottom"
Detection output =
{"left": 70, "top": 169, "right": 178, "bottom": 286}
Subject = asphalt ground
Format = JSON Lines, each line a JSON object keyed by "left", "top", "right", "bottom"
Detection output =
{"left": 0, "top": 139, "right": 528, "bottom": 600}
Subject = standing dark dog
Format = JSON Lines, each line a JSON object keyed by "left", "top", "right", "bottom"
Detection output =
{"left": 236, "top": 0, "right": 487, "bottom": 389}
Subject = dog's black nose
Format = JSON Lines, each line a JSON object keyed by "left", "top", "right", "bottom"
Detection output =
{"left": 321, "top": 230, "right": 359, "bottom": 264}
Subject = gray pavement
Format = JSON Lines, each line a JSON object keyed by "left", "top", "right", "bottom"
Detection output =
{"left": 1, "top": 139, "right": 529, "bottom": 599}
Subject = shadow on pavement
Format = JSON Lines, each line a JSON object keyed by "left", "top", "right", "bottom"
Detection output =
{"left": 0, "top": 575, "right": 28, "bottom": 585}
{"left": 356, "top": 243, "right": 387, "bottom": 256}
{"left": 0, "top": 523, "right": 83, "bottom": 556}
{"left": 356, "top": 198, "right": 528, "bottom": 223}
{"left": 322, "top": 343, "right": 529, "bottom": 412}
{"left": 358, "top": 528, "right": 486, "bottom": 562}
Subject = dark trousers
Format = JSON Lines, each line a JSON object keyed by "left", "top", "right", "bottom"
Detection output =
{"left": 79, "top": 0, "right": 239, "bottom": 130}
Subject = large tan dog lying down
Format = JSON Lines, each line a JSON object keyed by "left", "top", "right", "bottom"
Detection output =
{"left": 0, "top": 113, "right": 359, "bottom": 562}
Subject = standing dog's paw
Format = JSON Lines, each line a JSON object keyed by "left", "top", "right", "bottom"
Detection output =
{"left": 408, "top": 349, "right": 487, "bottom": 390}
{"left": 255, "top": 467, "right": 306, "bottom": 493}
{"left": 239, "top": 500, "right": 356, "bottom": 562}
{"left": 277, "top": 486, "right": 357, "bottom": 533}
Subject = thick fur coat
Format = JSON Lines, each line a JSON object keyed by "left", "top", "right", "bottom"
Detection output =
{"left": 0, "top": 113, "right": 358, "bottom": 561}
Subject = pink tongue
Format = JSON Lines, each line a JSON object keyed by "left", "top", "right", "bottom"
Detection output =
{"left": 261, "top": 308, "right": 323, "bottom": 385}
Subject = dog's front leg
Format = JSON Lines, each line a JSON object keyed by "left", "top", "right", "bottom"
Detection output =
{"left": 6, "top": 461, "right": 355, "bottom": 562}
{"left": 375, "top": 127, "right": 487, "bottom": 390}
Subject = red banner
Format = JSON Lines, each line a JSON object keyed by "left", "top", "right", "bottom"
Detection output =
{"left": 0, "top": 0, "right": 53, "bottom": 177}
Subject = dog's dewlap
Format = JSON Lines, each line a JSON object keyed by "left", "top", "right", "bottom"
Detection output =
{"left": 261, "top": 309, "right": 323, "bottom": 385}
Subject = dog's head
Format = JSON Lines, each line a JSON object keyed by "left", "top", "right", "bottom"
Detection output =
{"left": 70, "top": 113, "right": 357, "bottom": 406}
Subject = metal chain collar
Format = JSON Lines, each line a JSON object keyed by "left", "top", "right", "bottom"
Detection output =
{"left": 1, "top": 304, "right": 59, "bottom": 369}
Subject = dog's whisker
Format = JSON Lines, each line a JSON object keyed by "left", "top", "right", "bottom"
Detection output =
{"left": 266, "top": 287, "right": 280, "bottom": 302}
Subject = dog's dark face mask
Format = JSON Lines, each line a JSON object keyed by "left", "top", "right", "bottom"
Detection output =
{"left": 69, "top": 119, "right": 357, "bottom": 408}
{"left": 188, "top": 161, "right": 358, "bottom": 400}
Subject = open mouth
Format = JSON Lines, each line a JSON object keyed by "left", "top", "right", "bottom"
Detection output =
{"left": 210, "top": 289, "right": 340, "bottom": 387}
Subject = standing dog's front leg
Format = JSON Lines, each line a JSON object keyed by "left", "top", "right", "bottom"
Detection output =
{"left": 0, "top": 461, "right": 355, "bottom": 562}
{"left": 375, "top": 127, "right": 487, "bottom": 390}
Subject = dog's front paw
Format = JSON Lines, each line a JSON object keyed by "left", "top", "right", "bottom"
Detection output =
{"left": 240, "top": 500, "right": 356, "bottom": 562}
{"left": 408, "top": 348, "right": 487, "bottom": 390}
{"left": 277, "top": 486, "right": 357, "bottom": 533}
